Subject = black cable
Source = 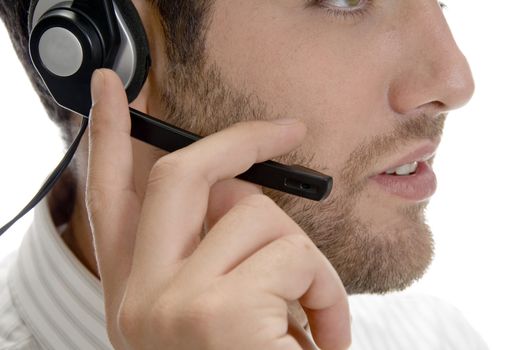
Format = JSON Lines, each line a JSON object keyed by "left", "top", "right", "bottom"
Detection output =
{"left": 0, "top": 117, "right": 89, "bottom": 236}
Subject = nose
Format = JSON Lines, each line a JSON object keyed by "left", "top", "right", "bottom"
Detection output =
{"left": 388, "top": 2, "right": 475, "bottom": 115}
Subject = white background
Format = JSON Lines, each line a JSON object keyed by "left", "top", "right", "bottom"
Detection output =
{"left": 1, "top": 2, "right": 525, "bottom": 349}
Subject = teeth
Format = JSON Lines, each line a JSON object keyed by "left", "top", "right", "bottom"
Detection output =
{"left": 385, "top": 161, "right": 418, "bottom": 176}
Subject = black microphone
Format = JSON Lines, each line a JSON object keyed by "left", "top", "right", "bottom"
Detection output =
{"left": 129, "top": 107, "right": 333, "bottom": 202}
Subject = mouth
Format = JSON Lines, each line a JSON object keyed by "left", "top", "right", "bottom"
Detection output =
{"left": 369, "top": 142, "right": 439, "bottom": 201}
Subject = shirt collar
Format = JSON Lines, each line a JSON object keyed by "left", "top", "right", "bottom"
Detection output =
{"left": 7, "top": 200, "right": 113, "bottom": 350}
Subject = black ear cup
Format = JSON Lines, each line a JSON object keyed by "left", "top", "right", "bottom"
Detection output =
{"left": 1, "top": 0, "right": 334, "bottom": 239}
{"left": 28, "top": 0, "right": 150, "bottom": 116}
{"left": 111, "top": 0, "right": 151, "bottom": 102}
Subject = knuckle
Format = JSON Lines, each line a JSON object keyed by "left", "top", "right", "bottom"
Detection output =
{"left": 148, "top": 152, "right": 197, "bottom": 187}
{"left": 85, "top": 186, "right": 121, "bottom": 222}
{"left": 236, "top": 193, "right": 276, "bottom": 212}
{"left": 231, "top": 120, "right": 271, "bottom": 160}
{"left": 188, "top": 287, "right": 226, "bottom": 321}
{"left": 228, "top": 194, "right": 279, "bottom": 225}
{"left": 88, "top": 104, "right": 110, "bottom": 132}
{"left": 278, "top": 234, "right": 314, "bottom": 255}
{"left": 85, "top": 188, "right": 107, "bottom": 215}
{"left": 178, "top": 290, "right": 228, "bottom": 336}
{"left": 150, "top": 155, "right": 183, "bottom": 180}
{"left": 141, "top": 286, "right": 234, "bottom": 348}
{"left": 116, "top": 299, "right": 142, "bottom": 341}
{"left": 148, "top": 295, "right": 181, "bottom": 340}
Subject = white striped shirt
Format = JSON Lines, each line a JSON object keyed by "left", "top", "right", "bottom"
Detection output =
{"left": 0, "top": 201, "right": 489, "bottom": 349}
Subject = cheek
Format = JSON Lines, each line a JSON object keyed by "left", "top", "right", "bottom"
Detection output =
{"left": 206, "top": 2, "right": 393, "bottom": 167}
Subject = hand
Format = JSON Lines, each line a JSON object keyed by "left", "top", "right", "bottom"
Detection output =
{"left": 86, "top": 69, "right": 351, "bottom": 350}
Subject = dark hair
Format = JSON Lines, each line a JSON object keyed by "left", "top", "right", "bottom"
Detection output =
{"left": 0, "top": 0, "right": 211, "bottom": 223}
{"left": 0, "top": 0, "right": 211, "bottom": 142}
{"left": 0, "top": 0, "right": 75, "bottom": 142}
{"left": 152, "top": 0, "right": 211, "bottom": 66}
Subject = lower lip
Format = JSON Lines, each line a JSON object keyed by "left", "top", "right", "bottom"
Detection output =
{"left": 369, "top": 161, "right": 437, "bottom": 201}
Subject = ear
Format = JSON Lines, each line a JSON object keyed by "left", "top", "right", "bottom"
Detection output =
{"left": 128, "top": 0, "right": 166, "bottom": 116}
{"left": 129, "top": 73, "right": 152, "bottom": 112}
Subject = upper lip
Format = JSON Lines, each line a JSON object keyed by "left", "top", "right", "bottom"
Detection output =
{"left": 374, "top": 140, "right": 440, "bottom": 175}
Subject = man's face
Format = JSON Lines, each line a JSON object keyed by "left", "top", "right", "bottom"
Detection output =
{"left": 145, "top": 0, "right": 474, "bottom": 294}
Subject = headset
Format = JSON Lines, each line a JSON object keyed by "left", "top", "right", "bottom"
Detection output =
{"left": 0, "top": 0, "right": 333, "bottom": 235}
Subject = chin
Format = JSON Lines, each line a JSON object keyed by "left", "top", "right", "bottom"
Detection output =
{"left": 264, "top": 182, "right": 435, "bottom": 296}
{"left": 335, "top": 212, "right": 435, "bottom": 296}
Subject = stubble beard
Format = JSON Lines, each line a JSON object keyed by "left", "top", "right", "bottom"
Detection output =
{"left": 158, "top": 61, "right": 443, "bottom": 295}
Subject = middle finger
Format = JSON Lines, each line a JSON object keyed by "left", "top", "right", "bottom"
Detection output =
{"left": 129, "top": 119, "right": 306, "bottom": 282}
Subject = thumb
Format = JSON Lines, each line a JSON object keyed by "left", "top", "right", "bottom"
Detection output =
{"left": 86, "top": 68, "right": 139, "bottom": 314}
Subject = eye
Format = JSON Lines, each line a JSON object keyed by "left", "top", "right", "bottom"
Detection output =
{"left": 311, "top": 0, "right": 372, "bottom": 20}
{"left": 320, "top": 0, "right": 367, "bottom": 10}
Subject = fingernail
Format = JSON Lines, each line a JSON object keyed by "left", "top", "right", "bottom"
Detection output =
{"left": 90, "top": 69, "right": 105, "bottom": 106}
{"left": 272, "top": 117, "right": 300, "bottom": 125}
